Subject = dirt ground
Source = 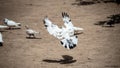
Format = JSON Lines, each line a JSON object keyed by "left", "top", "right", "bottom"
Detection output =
{"left": 0, "top": 0, "right": 120, "bottom": 68}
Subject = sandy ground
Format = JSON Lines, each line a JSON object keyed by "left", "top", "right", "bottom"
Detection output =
{"left": 0, "top": 0, "right": 120, "bottom": 68}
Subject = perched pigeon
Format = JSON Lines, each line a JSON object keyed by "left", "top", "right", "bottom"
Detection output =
{"left": 3, "top": 18, "right": 21, "bottom": 29}
{"left": 25, "top": 25, "right": 40, "bottom": 38}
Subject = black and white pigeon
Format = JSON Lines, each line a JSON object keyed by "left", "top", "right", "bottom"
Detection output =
{"left": 43, "top": 16, "right": 79, "bottom": 49}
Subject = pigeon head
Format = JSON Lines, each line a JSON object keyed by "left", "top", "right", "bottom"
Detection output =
{"left": 3, "top": 18, "right": 8, "bottom": 24}
{"left": 25, "top": 25, "right": 29, "bottom": 29}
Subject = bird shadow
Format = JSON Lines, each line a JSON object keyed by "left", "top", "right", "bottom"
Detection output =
{"left": 94, "top": 21, "right": 114, "bottom": 27}
{"left": 43, "top": 55, "right": 76, "bottom": 64}
{"left": 94, "top": 14, "right": 120, "bottom": 27}
{"left": 26, "top": 37, "right": 42, "bottom": 39}
{"left": 6, "top": 28, "right": 21, "bottom": 30}
{"left": 72, "top": 0, "right": 98, "bottom": 6}
{"left": 72, "top": 0, "right": 119, "bottom": 6}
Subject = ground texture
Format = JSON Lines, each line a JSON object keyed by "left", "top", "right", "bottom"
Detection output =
{"left": 0, "top": 0, "right": 120, "bottom": 68}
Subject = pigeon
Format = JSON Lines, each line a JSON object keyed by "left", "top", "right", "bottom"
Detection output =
{"left": 43, "top": 17, "right": 79, "bottom": 49}
{"left": 3, "top": 18, "right": 21, "bottom": 29}
{"left": 25, "top": 25, "right": 40, "bottom": 38}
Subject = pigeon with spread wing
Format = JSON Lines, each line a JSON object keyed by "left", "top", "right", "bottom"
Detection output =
{"left": 43, "top": 16, "right": 79, "bottom": 49}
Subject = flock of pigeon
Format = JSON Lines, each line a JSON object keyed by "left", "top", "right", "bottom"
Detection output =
{"left": 0, "top": 12, "right": 84, "bottom": 49}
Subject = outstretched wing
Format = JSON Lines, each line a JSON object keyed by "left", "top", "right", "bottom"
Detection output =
{"left": 62, "top": 12, "right": 84, "bottom": 31}
{"left": 62, "top": 12, "right": 74, "bottom": 28}
{"left": 43, "top": 17, "right": 52, "bottom": 28}
{"left": 60, "top": 36, "right": 78, "bottom": 49}
{"left": 43, "top": 17, "right": 63, "bottom": 39}
{"left": 43, "top": 17, "right": 54, "bottom": 35}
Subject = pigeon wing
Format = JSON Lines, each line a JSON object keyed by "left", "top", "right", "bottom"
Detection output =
{"left": 43, "top": 17, "right": 63, "bottom": 39}
{"left": 62, "top": 12, "right": 74, "bottom": 28}
{"left": 43, "top": 17, "right": 52, "bottom": 28}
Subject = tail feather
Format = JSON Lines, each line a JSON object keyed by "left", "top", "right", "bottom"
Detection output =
{"left": 16, "top": 23, "right": 21, "bottom": 26}
{"left": 74, "top": 27, "right": 84, "bottom": 31}
{"left": 60, "top": 36, "right": 78, "bottom": 49}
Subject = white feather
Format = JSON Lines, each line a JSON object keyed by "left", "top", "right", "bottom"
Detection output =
{"left": 43, "top": 17, "right": 63, "bottom": 38}
{"left": 62, "top": 12, "right": 84, "bottom": 32}
{"left": 43, "top": 16, "right": 79, "bottom": 49}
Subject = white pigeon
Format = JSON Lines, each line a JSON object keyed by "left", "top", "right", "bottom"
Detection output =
{"left": 25, "top": 25, "right": 40, "bottom": 38}
{"left": 3, "top": 18, "right": 21, "bottom": 29}
{"left": 0, "top": 32, "right": 3, "bottom": 46}
{"left": 43, "top": 17, "right": 78, "bottom": 49}
{"left": 62, "top": 12, "right": 84, "bottom": 34}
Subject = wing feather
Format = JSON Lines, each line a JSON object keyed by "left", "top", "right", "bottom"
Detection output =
{"left": 62, "top": 12, "right": 84, "bottom": 31}
{"left": 62, "top": 12, "right": 74, "bottom": 28}
{"left": 43, "top": 17, "right": 63, "bottom": 39}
